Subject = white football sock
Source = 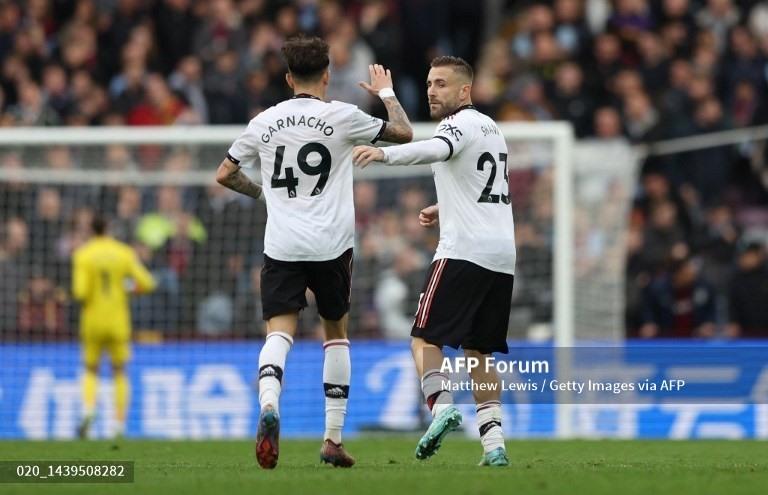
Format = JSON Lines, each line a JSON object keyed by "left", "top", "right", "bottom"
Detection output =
{"left": 421, "top": 369, "right": 453, "bottom": 417}
{"left": 258, "top": 331, "right": 293, "bottom": 413}
{"left": 477, "top": 401, "right": 505, "bottom": 453}
{"left": 323, "top": 339, "right": 351, "bottom": 444}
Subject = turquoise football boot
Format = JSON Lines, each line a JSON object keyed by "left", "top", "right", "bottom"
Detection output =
{"left": 478, "top": 447, "right": 509, "bottom": 467}
{"left": 415, "top": 406, "right": 463, "bottom": 460}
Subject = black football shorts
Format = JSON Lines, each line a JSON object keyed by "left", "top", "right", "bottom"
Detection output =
{"left": 261, "top": 248, "right": 353, "bottom": 321}
{"left": 411, "top": 258, "right": 514, "bottom": 354}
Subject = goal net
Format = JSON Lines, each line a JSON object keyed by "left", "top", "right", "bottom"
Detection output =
{"left": 0, "top": 124, "right": 637, "bottom": 439}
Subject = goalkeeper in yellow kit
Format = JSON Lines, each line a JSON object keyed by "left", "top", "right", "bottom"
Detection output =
{"left": 72, "top": 215, "right": 156, "bottom": 439}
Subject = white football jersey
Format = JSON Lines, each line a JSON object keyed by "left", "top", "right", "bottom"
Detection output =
{"left": 227, "top": 95, "right": 385, "bottom": 261}
{"left": 430, "top": 106, "right": 516, "bottom": 274}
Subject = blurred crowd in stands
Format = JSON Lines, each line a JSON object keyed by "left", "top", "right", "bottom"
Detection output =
{"left": 0, "top": 0, "right": 767, "bottom": 339}
{"left": 0, "top": 171, "right": 447, "bottom": 340}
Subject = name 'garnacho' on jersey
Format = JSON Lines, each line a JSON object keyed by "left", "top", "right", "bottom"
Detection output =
{"left": 226, "top": 96, "right": 385, "bottom": 262}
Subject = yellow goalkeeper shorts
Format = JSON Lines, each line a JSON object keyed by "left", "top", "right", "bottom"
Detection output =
{"left": 81, "top": 327, "right": 131, "bottom": 368}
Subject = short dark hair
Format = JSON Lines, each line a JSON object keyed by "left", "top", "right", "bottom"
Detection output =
{"left": 281, "top": 35, "right": 330, "bottom": 82}
{"left": 92, "top": 215, "right": 107, "bottom": 235}
{"left": 430, "top": 56, "right": 474, "bottom": 82}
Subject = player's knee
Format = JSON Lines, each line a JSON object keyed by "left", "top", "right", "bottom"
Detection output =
{"left": 323, "top": 323, "right": 347, "bottom": 340}
{"left": 412, "top": 337, "right": 442, "bottom": 358}
{"left": 464, "top": 348, "right": 484, "bottom": 360}
{"left": 321, "top": 314, "right": 348, "bottom": 340}
{"left": 464, "top": 349, "right": 495, "bottom": 376}
{"left": 413, "top": 337, "right": 442, "bottom": 352}
{"left": 410, "top": 337, "right": 425, "bottom": 354}
{"left": 266, "top": 313, "right": 300, "bottom": 335}
{"left": 111, "top": 364, "right": 125, "bottom": 375}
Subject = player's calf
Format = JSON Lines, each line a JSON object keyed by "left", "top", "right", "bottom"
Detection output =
{"left": 323, "top": 338, "right": 351, "bottom": 445}
{"left": 258, "top": 331, "right": 293, "bottom": 412}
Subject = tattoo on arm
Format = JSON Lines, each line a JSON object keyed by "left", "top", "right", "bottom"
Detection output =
{"left": 380, "top": 96, "right": 413, "bottom": 144}
{"left": 225, "top": 170, "right": 263, "bottom": 199}
{"left": 217, "top": 161, "right": 263, "bottom": 200}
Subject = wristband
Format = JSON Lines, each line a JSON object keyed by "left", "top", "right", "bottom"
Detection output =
{"left": 381, "top": 148, "right": 393, "bottom": 165}
{"left": 378, "top": 88, "right": 395, "bottom": 99}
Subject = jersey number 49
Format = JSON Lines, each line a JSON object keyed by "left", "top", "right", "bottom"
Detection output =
{"left": 271, "top": 143, "right": 331, "bottom": 198}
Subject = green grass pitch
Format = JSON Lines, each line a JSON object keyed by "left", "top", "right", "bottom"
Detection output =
{"left": 1, "top": 438, "right": 766, "bottom": 495}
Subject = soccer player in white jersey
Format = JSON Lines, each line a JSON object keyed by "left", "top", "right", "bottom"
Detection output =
{"left": 353, "top": 56, "right": 514, "bottom": 467}
{"left": 215, "top": 36, "right": 413, "bottom": 469}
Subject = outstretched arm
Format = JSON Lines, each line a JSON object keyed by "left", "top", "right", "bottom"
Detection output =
{"left": 215, "top": 157, "right": 263, "bottom": 200}
{"left": 352, "top": 138, "right": 452, "bottom": 168}
{"left": 359, "top": 64, "right": 413, "bottom": 144}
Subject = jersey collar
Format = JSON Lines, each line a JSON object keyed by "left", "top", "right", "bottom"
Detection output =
{"left": 444, "top": 104, "right": 476, "bottom": 117}
{"left": 291, "top": 93, "right": 323, "bottom": 101}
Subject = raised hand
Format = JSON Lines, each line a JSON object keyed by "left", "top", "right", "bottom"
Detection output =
{"left": 359, "top": 64, "right": 393, "bottom": 97}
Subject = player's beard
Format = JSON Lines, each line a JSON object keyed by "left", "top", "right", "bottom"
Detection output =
{"left": 429, "top": 97, "right": 460, "bottom": 120}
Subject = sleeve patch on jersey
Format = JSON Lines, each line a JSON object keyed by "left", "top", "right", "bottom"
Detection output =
{"left": 371, "top": 120, "right": 387, "bottom": 144}
{"left": 437, "top": 123, "right": 463, "bottom": 142}
{"left": 433, "top": 135, "right": 454, "bottom": 161}
{"left": 226, "top": 153, "right": 241, "bottom": 165}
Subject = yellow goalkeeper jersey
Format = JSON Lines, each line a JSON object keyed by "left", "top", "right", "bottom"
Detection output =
{"left": 72, "top": 236, "right": 156, "bottom": 335}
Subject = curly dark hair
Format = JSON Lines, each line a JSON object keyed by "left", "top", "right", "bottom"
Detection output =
{"left": 281, "top": 35, "right": 330, "bottom": 82}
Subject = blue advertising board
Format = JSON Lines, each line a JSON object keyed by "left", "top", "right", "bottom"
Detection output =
{"left": 1, "top": 341, "right": 766, "bottom": 439}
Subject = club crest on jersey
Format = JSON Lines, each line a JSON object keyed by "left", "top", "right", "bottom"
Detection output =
{"left": 438, "top": 123, "right": 462, "bottom": 142}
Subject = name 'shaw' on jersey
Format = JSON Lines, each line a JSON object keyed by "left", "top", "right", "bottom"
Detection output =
{"left": 431, "top": 106, "right": 516, "bottom": 275}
